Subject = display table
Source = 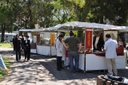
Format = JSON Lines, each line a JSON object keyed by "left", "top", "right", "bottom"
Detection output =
{"left": 37, "top": 45, "right": 56, "bottom": 56}
{"left": 31, "top": 49, "right": 37, "bottom": 53}
{"left": 79, "top": 53, "right": 126, "bottom": 71}
{"left": 30, "top": 43, "right": 37, "bottom": 53}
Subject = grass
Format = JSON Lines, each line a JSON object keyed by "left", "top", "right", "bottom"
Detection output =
{"left": 0, "top": 43, "right": 12, "bottom": 48}
{"left": 0, "top": 43, "right": 11, "bottom": 80}
{"left": 0, "top": 57, "right": 11, "bottom": 80}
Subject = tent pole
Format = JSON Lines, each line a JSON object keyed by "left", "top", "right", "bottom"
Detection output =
{"left": 84, "top": 29, "right": 86, "bottom": 73}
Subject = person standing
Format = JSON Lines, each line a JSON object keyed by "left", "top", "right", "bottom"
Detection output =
{"left": 64, "top": 31, "right": 82, "bottom": 72}
{"left": 63, "top": 33, "right": 70, "bottom": 67}
{"left": 24, "top": 36, "right": 30, "bottom": 61}
{"left": 93, "top": 31, "right": 104, "bottom": 52}
{"left": 55, "top": 35, "right": 67, "bottom": 71}
{"left": 12, "top": 36, "right": 16, "bottom": 51}
{"left": 21, "top": 35, "right": 25, "bottom": 51}
{"left": 104, "top": 34, "right": 118, "bottom": 76}
{"left": 60, "top": 32, "right": 66, "bottom": 66}
{"left": 15, "top": 35, "right": 21, "bottom": 62}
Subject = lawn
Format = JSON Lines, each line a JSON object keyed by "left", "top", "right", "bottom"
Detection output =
{"left": 0, "top": 57, "right": 11, "bottom": 80}
{"left": 0, "top": 43, "right": 12, "bottom": 48}
{"left": 0, "top": 43, "right": 11, "bottom": 80}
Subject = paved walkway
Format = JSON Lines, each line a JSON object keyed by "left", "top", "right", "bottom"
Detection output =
{"left": 0, "top": 48, "right": 128, "bottom": 85}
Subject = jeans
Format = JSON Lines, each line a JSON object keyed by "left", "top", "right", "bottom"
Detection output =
{"left": 68, "top": 51, "right": 79, "bottom": 72}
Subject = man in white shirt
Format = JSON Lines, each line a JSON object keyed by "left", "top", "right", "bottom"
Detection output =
{"left": 104, "top": 34, "right": 118, "bottom": 76}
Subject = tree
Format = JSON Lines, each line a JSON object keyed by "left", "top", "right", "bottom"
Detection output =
{"left": 0, "top": 1, "right": 14, "bottom": 42}
{"left": 8, "top": 0, "right": 56, "bottom": 28}
{"left": 88, "top": 0, "right": 128, "bottom": 25}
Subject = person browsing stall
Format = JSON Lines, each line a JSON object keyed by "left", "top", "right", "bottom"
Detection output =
{"left": 55, "top": 34, "right": 67, "bottom": 71}
{"left": 104, "top": 34, "right": 118, "bottom": 76}
{"left": 64, "top": 31, "right": 82, "bottom": 72}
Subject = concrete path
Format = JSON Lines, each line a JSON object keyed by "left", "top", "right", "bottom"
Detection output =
{"left": 0, "top": 48, "right": 128, "bottom": 85}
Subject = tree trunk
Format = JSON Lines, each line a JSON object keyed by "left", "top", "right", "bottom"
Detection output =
{"left": 77, "top": 0, "right": 96, "bottom": 40}
{"left": 1, "top": 24, "right": 6, "bottom": 42}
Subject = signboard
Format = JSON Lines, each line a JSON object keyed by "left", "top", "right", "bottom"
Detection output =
{"left": 50, "top": 33, "right": 55, "bottom": 46}
{"left": 85, "top": 28, "right": 93, "bottom": 53}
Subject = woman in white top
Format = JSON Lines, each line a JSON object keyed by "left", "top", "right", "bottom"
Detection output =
{"left": 56, "top": 35, "right": 67, "bottom": 71}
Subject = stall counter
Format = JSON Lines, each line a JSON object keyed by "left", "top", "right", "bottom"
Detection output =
{"left": 37, "top": 45, "right": 56, "bottom": 56}
{"left": 31, "top": 49, "right": 37, "bottom": 53}
{"left": 79, "top": 53, "right": 126, "bottom": 71}
{"left": 30, "top": 43, "right": 37, "bottom": 53}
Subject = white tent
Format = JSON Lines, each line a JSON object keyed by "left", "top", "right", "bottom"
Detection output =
{"left": 48, "top": 21, "right": 128, "bottom": 31}
{"left": 19, "top": 28, "right": 48, "bottom": 32}
{"left": 49, "top": 21, "right": 128, "bottom": 72}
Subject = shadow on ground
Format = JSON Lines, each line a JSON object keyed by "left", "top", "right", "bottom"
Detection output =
{"left": 30, "top": 54, "right": 107, "bottom": 80}
{"left": 1, "top": 49, "right": 128, "bottom": 82}
{"left": 30, "top": 53, "right": 128, "bottom": 80}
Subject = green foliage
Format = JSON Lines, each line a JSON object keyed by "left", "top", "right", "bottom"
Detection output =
{"left": 0, "top": 0, "right": 128, "bottom": 33}
{"left": 0, "top": 1, "right": 14, "bottom": 28}
{"left": 51, "top": 0, "right": 77, "bottom": 24}
{"left": 68, "top": 0, "right": 85, "bottom": 8}
{"left": 5, "top": 0, "right": 56, "bottom": 28}
{"left": 88, "top": 0, "right": 128, "bottom": 25}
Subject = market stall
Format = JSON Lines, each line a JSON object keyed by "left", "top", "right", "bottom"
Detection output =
{"left": 19, "top": 29, "right": 41, "bottom": 53}
{"left": 79, "top": 28, "right": 126, "bottom": 71}
{"left": 50, "top": 21, "right": 128, "bottom": 71}
{"left": 36, "top": 32, "right": 57, "bottom": 56}
{"left": 19, "top": 28, "right": 57, "bottom": 56}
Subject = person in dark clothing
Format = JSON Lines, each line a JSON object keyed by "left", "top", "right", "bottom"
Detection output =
{"left": 24, "top": 36, "right": 31, "bottom": 61}
{"left": 21, "top": 35, "right": 25, "bottom": 51}
{"left": 12, "top": 36, "right": 16, "bottom": 51}
{"left": 15, "top": 35, "right": 21, "bottom": 62}
{"left": 93, "top": 31, "right": 104, "bottom": 52}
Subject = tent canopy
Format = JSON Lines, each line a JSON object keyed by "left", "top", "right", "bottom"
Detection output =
{"left": 48, "top": 21, "right": 128, "bottom": 31}
{"left": 19, "top": 21, "right": 128, "bottom": 32}
{"left": 19, "top": 28, "right": 50, "bottom": 32}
